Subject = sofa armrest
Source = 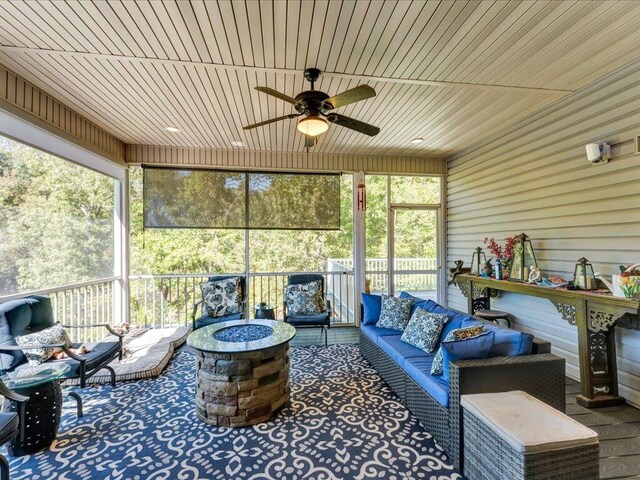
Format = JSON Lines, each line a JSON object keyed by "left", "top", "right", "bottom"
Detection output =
{"left": 449, "top": 353, "right": 566, "bottom": 410}
{"left": 532, "top": 337, "right": 551, "bottom": 354}
{"left": 446, "top": 353, "right": 566, "bottom": 470}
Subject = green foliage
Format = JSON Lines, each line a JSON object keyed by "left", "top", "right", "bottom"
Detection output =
{"left": 0, "top": 138, "right": 114, "bottom": 294}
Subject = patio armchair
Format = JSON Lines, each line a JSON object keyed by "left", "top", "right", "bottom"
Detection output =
{"left": 283, "top": 274, "right": 332, "bottom": 346}
{"left": 192, "top": 275, "right": 247, "bottom": 330}
{"left": 0, "top": 380, "right": 28, "bottom": 480}
{"left": 0, "top": 296, "right": 123, "bottom": 392}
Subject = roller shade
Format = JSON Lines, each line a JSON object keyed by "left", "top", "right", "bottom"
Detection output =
{"left": 143, "top": 167, "right": 341, "bottom": 230}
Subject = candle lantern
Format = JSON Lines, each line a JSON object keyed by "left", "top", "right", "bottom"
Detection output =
{"left": 573, "top": 257, "right": 598, "bottom": 290}
{"left": 508, "top": 233, "right": 538, "bottom": 282}
{"left": 470, "top": 247, "right": 486, "bottom": 276}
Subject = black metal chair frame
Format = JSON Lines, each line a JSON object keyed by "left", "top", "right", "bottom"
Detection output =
{"left": 191, "top": 275, "right": 247, "bottom": 330}
{"left": 0, "top": 380, "right": 28, "bottom": 480}
{"left": 283, "top": 274, "right": 333, "bottom": 346}
{"left": 0, "top": 324, "right": 124, "bottom": 418}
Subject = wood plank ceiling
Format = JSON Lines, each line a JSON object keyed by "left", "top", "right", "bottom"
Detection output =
{"left": 0, "top": 0, "right": 640, "bottom": 158}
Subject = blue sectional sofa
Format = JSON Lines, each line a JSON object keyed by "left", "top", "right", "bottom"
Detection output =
{"left": 359, "top": 293, "right": 566, "bottom": 471}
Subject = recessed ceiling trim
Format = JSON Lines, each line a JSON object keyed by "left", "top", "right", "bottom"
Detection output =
{"left": 0, "top": 45, "right": 574, "bottom": 95}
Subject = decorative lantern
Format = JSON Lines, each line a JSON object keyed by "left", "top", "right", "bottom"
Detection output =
{"left": 573, "top": 257, "right": 597, "bottom": 290}
{"left": 508, "top": 233, "right": 538, "bottom": 282}
{"left": 470, "top": 247, "right": 486, "bottom": 276}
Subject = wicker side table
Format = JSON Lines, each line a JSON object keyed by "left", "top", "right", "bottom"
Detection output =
{"left": 461, "top": 391, "right": 599, "bottom": 480}
{"left": 1, "top": 365, "right": 70, "bottom": 456}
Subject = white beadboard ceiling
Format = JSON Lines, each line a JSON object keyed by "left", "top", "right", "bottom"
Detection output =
{"left": 1, "top": 0, "right": 640, "bottom": 158}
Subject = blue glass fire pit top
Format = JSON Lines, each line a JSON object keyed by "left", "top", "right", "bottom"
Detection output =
{"left": 213, "top": 325, "right": 274, "bottom": 343}
{"left": 188, "top": 320, "right": 296, "bottom": 353}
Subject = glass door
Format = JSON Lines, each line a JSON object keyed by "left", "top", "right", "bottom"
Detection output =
{"left": 389, "top": 207, "right": 439, "bottom": 301}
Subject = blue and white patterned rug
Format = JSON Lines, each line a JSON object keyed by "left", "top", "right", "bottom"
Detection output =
{"left": 8, "top": 344, "right": 463, "bottom": 480}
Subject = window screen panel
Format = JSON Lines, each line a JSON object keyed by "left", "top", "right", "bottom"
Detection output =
{"left": 143, "top": 167, "right": 340, "bottom": 230}
{"left": 248, "top": 172, "right": 340, "bottom": 230}
{"left": 143, "top": 167, "right": 246, "bottom": 228}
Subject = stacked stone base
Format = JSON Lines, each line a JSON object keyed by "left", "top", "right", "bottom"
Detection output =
{"left": 195, "top": 343, "right": 290, "bottom": 427}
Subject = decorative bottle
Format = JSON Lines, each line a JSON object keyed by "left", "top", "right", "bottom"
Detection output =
{"left": 495, "top": 258, "right": 502, "bottom": 280}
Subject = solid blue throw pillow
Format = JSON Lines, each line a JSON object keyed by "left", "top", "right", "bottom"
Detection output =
{"left": 441, "top": 331, "right": 495, "bottom": 382}
{"left": 361, "top": 293, "right": 382, "bottom": 325}
{"left": 462, "top": 318, "right": 534, "bottom": 357}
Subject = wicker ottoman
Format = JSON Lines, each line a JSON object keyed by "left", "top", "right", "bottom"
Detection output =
{"left": 461, "top": 391, "right": 599, "bottom": 480}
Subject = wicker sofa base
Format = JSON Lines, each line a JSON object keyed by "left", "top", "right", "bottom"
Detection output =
{"left": 359, "top": 330, "right": 566, "bottom": 472}
{"left": 360, "top": 332, "right": 451, "bottom": 451}
{"left": 463, "top": 408, "right": 599, "bottom": 480}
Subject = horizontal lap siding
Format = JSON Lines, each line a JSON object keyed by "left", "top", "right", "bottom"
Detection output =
{"left": 125, "top": 145, "right": 447, "bottom": 175}
{"left": 0, "top": 65, "right": 125, "bottom": 162}
{"left": 446, "top": 60, "right": 640, "bottom": 407}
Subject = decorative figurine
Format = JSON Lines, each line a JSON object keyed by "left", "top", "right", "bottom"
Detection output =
{"left": 528, "top": 265, "right": 542, "bottom": 283}
{"left": 480, "top": 258, "right": 494, "bottom": 278}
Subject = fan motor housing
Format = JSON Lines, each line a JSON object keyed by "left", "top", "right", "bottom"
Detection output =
{"left": 294, "top": 90, "right": 330, "bottom": 114}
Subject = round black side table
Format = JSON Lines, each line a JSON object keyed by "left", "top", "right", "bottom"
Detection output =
{"left": 254, "top": 303, "right": 275, "bottom": 320}
{"left": 2, "top": 365, "right": 69, "bottom": 456}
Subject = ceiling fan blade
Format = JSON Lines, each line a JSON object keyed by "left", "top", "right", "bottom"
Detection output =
{"left": 255, "top": 86, "right": 299, "bottom": 106}
{"left": 243, "top": 114, "right": 300, "bottom": 130}
{"left": 325, "top": 85, "right": 376, "bottom": 109}
{"left": 330, "top": 114, "right": 380, "bottom": 136}
{"left": 304, "top": 135, "right": 317, "bottom": 148}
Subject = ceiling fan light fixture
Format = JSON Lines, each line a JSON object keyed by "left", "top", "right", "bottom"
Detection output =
{"left": 297, "top": 115, "right": 329, "bottom": 137}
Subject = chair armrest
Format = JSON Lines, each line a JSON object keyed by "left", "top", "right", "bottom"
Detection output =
{"left": 0, "top": 380, "right": 28, "bottom": 403}
{"left": 326, "top": 300, "right": 333, "bottom": 316}
{"left": 192, "top": 299, "right": 203, "bottom": 321}
{"left": 62, "top": 324, "right": 125, "bottom": 338}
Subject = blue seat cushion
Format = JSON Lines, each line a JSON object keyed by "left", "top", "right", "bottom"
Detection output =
{"left": 46, "top": 341, "right": 120, "bottom": 378}
{"left": 404, "top": 356, "right": 450, "bottom": 407}
{"left": 462, "top": 319, "right": 534, "bottom": 357}
{"left": 360, "top": 324, "right": 402, "bottom": 344}
{"left": 285, "top": 313, "right": 330, "bottom": 327}
{"left": 0, "top": 412, "right": 18, "bottom": 444}
{"left": 195, "top": 313, "right": 243, "bottom": 329}
{"left": 361, "top": 293, "right": 382, "bottom": 325}
{"left": 377, "top": 335, "right": 429, "bottom": 366}
{"left": 441, "top": 331, "right": 495, "bottom": 382}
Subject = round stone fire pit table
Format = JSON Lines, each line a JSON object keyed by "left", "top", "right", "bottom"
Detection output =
{"left": 187, "top": 319, "right": 296, "bottom": 427}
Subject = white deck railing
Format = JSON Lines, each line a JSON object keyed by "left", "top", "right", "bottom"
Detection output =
{"left": 129, "top": 270, "right": 356, "bottom": 328}
{"left": 0, "top": 276, "right": 119, "bottom": 343}
{"left": 0, "top": 258, "right": 437, "bottom": 335}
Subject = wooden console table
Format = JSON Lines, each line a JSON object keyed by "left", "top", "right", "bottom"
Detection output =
{"left": 451, "top": 272, "right": 640, "bottom": 408}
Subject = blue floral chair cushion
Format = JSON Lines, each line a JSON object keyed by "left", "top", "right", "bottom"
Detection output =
{"left": 377, "top": 296, "right": 413, "bottom": 331}
{"left": 400, "top": 309, "right": 448, "bottom": 353}
{"left": 285, "top": 280, "right": 326, "bottom": 315}
{"left": 431, "top": 324, "right": 485, "bottom": 376}
{"left": 200, "top": 277, "right": 243, "bottom": 318}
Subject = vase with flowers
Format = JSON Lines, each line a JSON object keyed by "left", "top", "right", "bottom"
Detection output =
{"left": 484, "top": 235, "right": 519, "bottom": 279}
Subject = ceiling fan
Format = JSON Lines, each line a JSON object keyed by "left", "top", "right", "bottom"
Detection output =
{"left": 243, "top": 68, "right": 380, "bottom": 148}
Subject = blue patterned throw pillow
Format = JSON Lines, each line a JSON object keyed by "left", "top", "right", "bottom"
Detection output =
{"left": 376, "top": 296, "right": 413, "bottom": 331}
{"left": 201, "top": 277, "right": 243, "bottom": 318}
{"left": 285, "top": 280, "right": 326, "bottom": 315}
{"left": 400, "top": 308, "right": 448, "bottom": 353}
{"left": 431, "top": 325, "right": 484, "bottom": 376}
{"left": 15, "top": 323, "right": 72, "bottom": 365}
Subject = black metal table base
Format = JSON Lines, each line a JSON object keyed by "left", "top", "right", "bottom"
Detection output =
{"left": 6, "top": 380, "right": 62, "bottom": 456}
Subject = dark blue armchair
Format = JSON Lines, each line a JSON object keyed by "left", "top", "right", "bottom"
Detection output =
{"left": 192, "top": 275, "right": 247, "bottom": 330}
{"left": 283, "top": 274, "right": 332, "bottom": 346}
{"left": 0, "top": 380, "right": 27, "bottom": 480}
{"left": 0, "top": 296, "right": 123, "bottom": 407}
